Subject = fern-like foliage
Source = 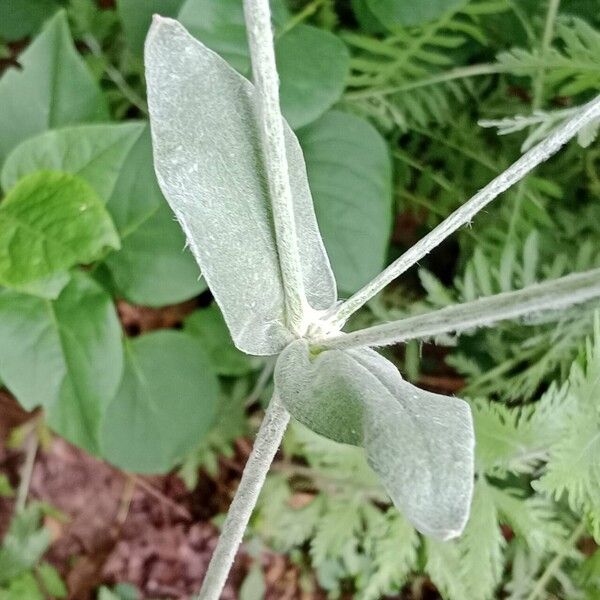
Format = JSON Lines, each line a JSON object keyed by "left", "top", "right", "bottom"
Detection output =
{"left": 536, "top": 323, "right": 600, "bottom": 540}
{"left": 497, "top": 16, "right": 600, "bottom": 98}
{"left": 342, "top": 0, "right": 510, "bottom": 130}
{"left": 415, "top": 207, "right": 600, "bottom": 401}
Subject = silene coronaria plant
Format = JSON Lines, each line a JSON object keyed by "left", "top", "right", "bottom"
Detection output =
{"left": 144, "top": 1, "right": 600, "bottom": 597}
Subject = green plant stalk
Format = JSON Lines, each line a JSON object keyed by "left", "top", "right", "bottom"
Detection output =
{"left": 508, "top": 0, "right": 561, "bottom": 238}
{"left": 15, "top": 421, "right": 38, "bottom": 513}
{"left": 197, "top": 394, "right": 289, "bottom": 600}
{"left": 243, "top": 0, "right": 309, "bottom": 335}
{"left": 345, "top": 63, "right": 509, "bottom": 100}
{"left": 525, "top": 521, "right": 585, "bottom": 600}
{"left": 319, "top": 267, "right": 600, "bottom": 350}
{"left": 328, "top": 93, "right": 600, "bottom": 328}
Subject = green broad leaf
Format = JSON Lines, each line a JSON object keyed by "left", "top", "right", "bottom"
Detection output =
{"left": 1, "top": 122, "right": 146, "bottom": 203}
{"left": 2, "top": 124, "right": 206, "bottom": 306}
{"left": 117, "top": 0, "right": 185, "bottom": 55}
{"left": 145, "top": 18, "right": 337, "bottom": 354}
{"left": 0, "top": 0, "right": 60, "bottom": 41}
{"left": 275, "top": 25, "right": 350, "bottom": 129}
{"left": 0, "top": 272, "right": 123, "bottom": 453}
{"left": 184, "top": 305, "right": 258, "bottom": 376}
{"left": 275, "top": 341, "right": 474, "bottom": 539}
{"left": 351, "top": 0, "right": 387, "bottom": 34}
{"left": 298, "top": 111, "right": 392, "bottom": 294}
{"left": 100, "top": 330, "right": 219, "bottom": 474}
{"left": 0, "top": 11, "right": 108, "bottom": 166}
{"left": 366, "top": 0, "right": 464, "bottom": 27}
{"left": 102, "top": 127, "right": 206, "bottom": 306}
{"left": 178, "top": 0, "right": 348, "bottom": 128}
{"left": 105, "top": 201, "right": 206, "bottom": 306}
{"left": 0, "top": 171, "right": 120, "bottom": 290}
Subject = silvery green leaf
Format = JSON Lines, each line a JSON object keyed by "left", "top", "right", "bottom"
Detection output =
{"left": 275, "top": 339, "right": 364, "bottom": 445}
{"left": 353, "top": 348, "right": 475, "bottom": 540}
{"left": 275, "top": 340, "right": 474, "bottom": 539}
{"left": 145, "top": 17, "right": 336, "bottom": 355}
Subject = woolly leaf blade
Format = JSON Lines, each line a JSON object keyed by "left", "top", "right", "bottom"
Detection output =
{"left": 355, "top": 348, "right": 475, "bottom": 540}
{"left": 275, "top": 339, "right": 365, "bottom": 445}
{"left": 145, "top": 17, "right": 336, "bottom": 355}
{"left": 275, "top": 342, "right": 475, "bottom": 538}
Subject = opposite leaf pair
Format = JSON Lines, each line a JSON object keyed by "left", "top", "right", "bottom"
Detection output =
{"left": 145, "top": 16, "right": 475, "bottom": 540}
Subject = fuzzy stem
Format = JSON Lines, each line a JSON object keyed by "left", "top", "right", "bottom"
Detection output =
{"left": 197, "top": 394, "right": 290, "bottom": 600}
{"left": 319, "top": 267, "right": 600, "bottom": 350}
{"left": 329, "top": 94, "right": 600, "bottom": 327}
{"left": 243, "top": 0, "right": 308, "bottom": 334}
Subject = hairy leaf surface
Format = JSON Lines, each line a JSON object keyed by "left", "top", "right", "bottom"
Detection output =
{"left": 275, "top": 341, "right": 474, "bottom": 538}
{"left": 178, "top": 0, "right": 349, "bottom": 128}
{"left": 145, "top": 17, "right": 336, "bottom": 354}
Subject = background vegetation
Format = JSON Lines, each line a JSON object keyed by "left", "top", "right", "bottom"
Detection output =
{"left": 0, "top": 0, "right": 600, "bottom": 598}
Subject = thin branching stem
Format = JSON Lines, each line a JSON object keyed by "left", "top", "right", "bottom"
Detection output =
{"left": 328, "top": 93, "right": 600, "bottom": 327}
{"left": 525, "top": 521, "right": 585, "bottom": 600}
{"left": 16, "top": 419, "right": 38, "bottom": 513}
{"left": 243, "top": 0, "right": 308, "bottom": 334}
{"left": 345, "top": 63, "right": 508, "bottom": 100}
{"left": 508, "top": 0, "right": 561, "bottom": 238}
{"left": 197, "top": 394, "right": 289, "bottom": 600}
{"left": 82, "top": 34, "right": 149, "bottom": 115}
{"left": 319, "top": 267, "right": 600, "bottom": 350}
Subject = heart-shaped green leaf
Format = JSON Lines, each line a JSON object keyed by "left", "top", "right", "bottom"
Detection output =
{"left": 0, "top": 171, "right": 119, "bottom": 290}
{"left": 0, "top": 272, "right": 123, "bottom": 453}
{"left": 1, "top": 122, "right": 145, "bottom": 204}
{"left": 298, "top": 110, "right": 393, "bottom": 293}
{"left": 100, "top": 330, "right": 219, "bottom": 473}
{"left": 2, "top": 124, "right": 206, "bottom": 306}
{"left": 0, "top": 11, "right": 107, "bottom": 166}
{"left": 0, "top": 0, "right": 60, "bottom": 41}
{"left": 145, "top": 17, "right": 337, "bottom": 354}
{"left": 275, "top": 341, "right": 474, "bottom": 539}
